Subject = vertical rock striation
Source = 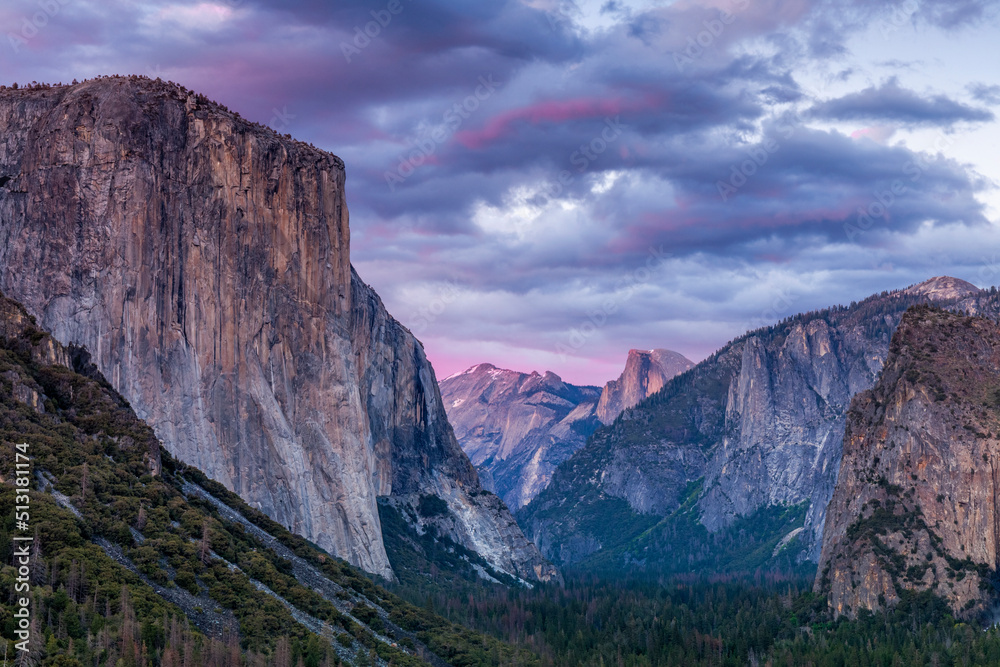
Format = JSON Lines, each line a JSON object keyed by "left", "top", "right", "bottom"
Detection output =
{"left": 0, "top": 77, "right": 555, "bottom": 583}
{"left": 817, "top": 305, "right": 1000, "bottom": 618}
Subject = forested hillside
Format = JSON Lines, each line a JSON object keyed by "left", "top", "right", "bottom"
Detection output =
{"left": 0, "top": 290, "right": 535, "bottom": 666}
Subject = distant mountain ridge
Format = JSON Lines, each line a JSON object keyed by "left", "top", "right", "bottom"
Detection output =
{"left": 441, "top": 349, "right": 693, "bottom": 510}
{"left": 441, "top": 364, "right": 602, "bottom": 510}
{"left": 519, "top": 277, "right": 998, "bottom": 573}
{"left": 902, "top": 275, "right": 980, "bottom": 300}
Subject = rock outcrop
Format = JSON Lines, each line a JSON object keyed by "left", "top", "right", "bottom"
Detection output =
{"left": 440, "top": 364, "right": 602, "bottom": 509}
{"left": 596, "top": 349, "right": 694, "bottom": 424}
{"left": 0, "top": 76, "right": 556, "bottom": 583}
{"left": 817, "top": 305, "right": 1000, "bottom": 618}
{"left": 521, "top": 279, "right": 998, "bottom": 569}
{"left": 903, "top": 276, "right": 979, "bottom": 301}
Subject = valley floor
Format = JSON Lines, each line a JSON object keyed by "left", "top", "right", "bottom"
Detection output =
{"left": 389, "top": 571, "right": 1000, "bottom": 666}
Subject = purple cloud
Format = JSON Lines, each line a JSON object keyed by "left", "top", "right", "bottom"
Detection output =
{"left": 0, "top": 0, "right": 997, "bottom": 384}
{"left": 810, "top": 78, "right": 994, "bottom": 126}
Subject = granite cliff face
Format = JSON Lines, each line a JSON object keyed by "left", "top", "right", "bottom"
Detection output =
{"left": 596, "top": 349, "right": 694, "bottom": 424}
{"left": 521, "top": 278, "right": 991, "bottom": 569}
{"left": 440, "top": 364, "right": 602, "bottom": 509}
{"left": 817, "top": 306, "right": 1000, "bottom": 618}
{"left": 0, "top": 77, "right": 555, "bottom": 583}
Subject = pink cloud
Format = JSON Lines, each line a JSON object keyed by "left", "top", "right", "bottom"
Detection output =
{"left": 454, "top": 94, "right": 661, "bottom": 150}
{"left": 601, "top": 199, "right": 872, "bottom": 255}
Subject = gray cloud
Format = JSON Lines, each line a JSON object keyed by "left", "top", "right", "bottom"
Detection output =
{"left": 810, "top": 78, "right": 994, "bottom": 125}
{"left": 1, "top": 0, "right": 997, "bottom": 383}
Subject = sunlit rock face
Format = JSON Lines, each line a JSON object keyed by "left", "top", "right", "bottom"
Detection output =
{"left": 442, "top": 363, "right": 602, "bottom": 510}
{"left": 521, "top": 279, "right": 997, "bottom": 570}
{"left": 596, "top": 349, "right": 694, "bottom": 425}
{"left": 818, "top": 306, "right": 1000, "bottom": 619}
{"left": 442, "top": 349, "right": 693, "bottom": 512}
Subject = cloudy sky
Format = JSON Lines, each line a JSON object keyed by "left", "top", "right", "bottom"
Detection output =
{"left": 3, "top": 0, "right": 999, "bottom": 385}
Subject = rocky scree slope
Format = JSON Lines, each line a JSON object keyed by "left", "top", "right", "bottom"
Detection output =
{"left": 520, "top": 277, "right": 990, "bottom": 570}
{"left": 0, "top": 288, "right": 544, "bottom": 666}
{"left": 817, "top": 305, "right": 1000, "bottom": 619}
{"left": 0, "top": 76, "right": 555, "bottom": 584}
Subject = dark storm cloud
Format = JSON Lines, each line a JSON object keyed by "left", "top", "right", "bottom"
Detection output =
{"left": 249, "top": 0, "right": 584, "bottom": 59}
{"left": 350, "top": 119, "right": 989, "bottom": 299}
{"left": 564, "top": 125, "right": 987, "bottom": 263}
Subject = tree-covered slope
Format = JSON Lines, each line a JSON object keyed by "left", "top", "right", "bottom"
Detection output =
{"left": 0, "top": 290, "right": 536, "bottom": 666}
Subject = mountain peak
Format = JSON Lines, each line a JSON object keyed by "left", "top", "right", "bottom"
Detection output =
{"left": 439, "top": 364, "right": 602, "bottom": 509}
{"left": 597, "top": 348, "right": 694, "bottom": 424}
{"left": 444, "top": 362, "right": 539, "bottom": 383}
{"left": 471, "top": 362, "right": 497, "bottom": 373}
{"left": 0, "top": 76, "right": 556, "bottom": 584}
{"left": 444, "top": 363, "right": 496, "bottom": 379}
{"left": 903, "top": 276, "right": 979, "bottom": 300}
{"left": 8, "top": 76, "right": 340, "bottom": 166}
{"left": 626, "top": 348, "right": 692, "bottom": 367}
